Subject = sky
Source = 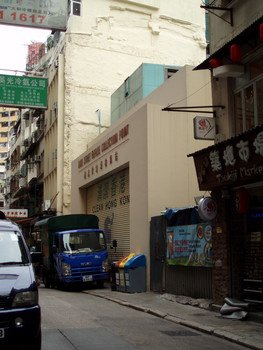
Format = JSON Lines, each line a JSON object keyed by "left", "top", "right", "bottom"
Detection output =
{"left": 0, "top": 24, "right": 51, "bottom": 74}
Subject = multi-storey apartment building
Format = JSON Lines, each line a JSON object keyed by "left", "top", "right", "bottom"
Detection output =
{"left": 190, "top": 0, "right": 263, "bottom": 305}
{"left": 0, "top": 107, "right": 19, "bottom": 208}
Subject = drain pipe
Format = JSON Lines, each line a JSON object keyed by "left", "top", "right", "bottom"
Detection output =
{"left": 96, "top": 109, "right": 101, "bottom": 134}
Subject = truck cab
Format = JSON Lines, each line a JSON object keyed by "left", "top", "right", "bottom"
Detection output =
{"left": 34, "top": 214, "right": 109, "bottom": 289}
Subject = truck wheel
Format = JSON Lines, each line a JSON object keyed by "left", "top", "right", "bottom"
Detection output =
{"left": 96, "top": 280, "right": 104, "bottom": 289}
{"left": 43, "top": 273, "right": 51, "bottom": 288}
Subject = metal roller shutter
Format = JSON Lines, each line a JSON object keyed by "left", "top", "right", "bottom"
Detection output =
{"left": 86, "top": 168, "right": 130, "bottom": 261}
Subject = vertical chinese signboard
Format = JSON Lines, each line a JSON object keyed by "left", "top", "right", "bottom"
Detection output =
{"left": 166, "top": 223, "right": 213, "bottom": 267}
{"left": 0, "top": 74, "right": 48, "bottom": 109}
{"left": 0, "top": 0, "right": 68, "bottom": 31}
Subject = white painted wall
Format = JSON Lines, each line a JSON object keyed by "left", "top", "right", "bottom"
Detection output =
{"left": 51, "top": 0, "right": 207, "bottom": 213}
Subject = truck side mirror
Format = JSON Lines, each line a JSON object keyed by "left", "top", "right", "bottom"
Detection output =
{"left": 110, "top": 239, "right": 118, "bottom": 253}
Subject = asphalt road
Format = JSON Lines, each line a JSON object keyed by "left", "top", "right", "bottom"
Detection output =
{"left": 40, "top": 285, "right": 249, "bottom": 350}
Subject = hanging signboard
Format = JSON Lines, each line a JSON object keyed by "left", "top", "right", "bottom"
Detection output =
{"left": 0, "top": 0, "right": 68, "bottom": 31}
{"left": 166, "top": 223, "right": 213, "bottom": 267}
{"left": 193, "top": 116, "right": 216, "bottom": 140}
{"left": 189, "top": 124, "right": 263, "bottom": 190}
{"left": 0, "top": 74, "right": 48, "bottom": 109}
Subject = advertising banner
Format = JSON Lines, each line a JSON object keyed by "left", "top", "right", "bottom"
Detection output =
{"left": 166, "top": 223, "right": 212, "bottom": 267}
{"left": 0, "top": 74, "right": 48, "bottom": 109}
{"left": 0, "top": 0, "right": 68, "bottom": 31}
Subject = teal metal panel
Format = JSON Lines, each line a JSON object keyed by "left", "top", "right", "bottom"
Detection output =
{"left": 110, "top": 63, "right": 178, "bottom": 123}
{"left": 142, "top": 63, "right": 165, "bottom": 97}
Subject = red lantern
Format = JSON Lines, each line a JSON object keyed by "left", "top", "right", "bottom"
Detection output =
{"left": 260, "top": 23, "right": 263, "bottom": 42}
{"left": 235, "top": 188, "right": 249, "bottom": 214}
{"left": 230, "top": 44, "right": 241, "bottom": 63}
{"left": 209, "top": 58, "right": 221, "bottom": 69}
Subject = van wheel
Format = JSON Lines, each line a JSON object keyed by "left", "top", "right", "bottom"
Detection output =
{"left": 29, "top": 329, "right": 41, "bottom": 350}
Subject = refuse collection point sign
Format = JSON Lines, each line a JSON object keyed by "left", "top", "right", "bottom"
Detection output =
{"left": 0, "top": 74, "right": 48, "bottom": 109}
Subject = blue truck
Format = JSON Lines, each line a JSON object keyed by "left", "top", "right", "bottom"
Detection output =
{"left": 34, "top": 214, "right": 109, "bottom": 289}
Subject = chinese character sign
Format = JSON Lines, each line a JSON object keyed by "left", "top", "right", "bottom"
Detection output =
{"left": 166, "top": 223, "right": 213, "bottom": 267}
{"left": 0, "top": 74, "right": 48, "bottom": 109}
{"left": 0, "top": 0, "right": 68, "bottom": 31}
{"left": 192, "top": 125, "right": 263, "bottom": 190}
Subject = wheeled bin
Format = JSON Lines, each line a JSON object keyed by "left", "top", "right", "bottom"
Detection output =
{"left": 116, "top": 253, "right": 135, "bottom": 292}
{"left": 124, "top": 254, "right": 146, "bottom": 293}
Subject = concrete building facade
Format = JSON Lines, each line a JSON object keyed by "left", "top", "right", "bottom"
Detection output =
{"left": 43, "top": 0, "right": 207, "bottom": 215}
{"left": 71, "top": 66, "right": 213, "bottom": 286}
{"left": 191, "top": 1, "right": 263, "bottom": 305}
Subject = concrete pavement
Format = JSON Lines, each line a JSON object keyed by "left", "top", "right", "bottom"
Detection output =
{"left": 83, "top": 285, "right": 263, "bottom": 350}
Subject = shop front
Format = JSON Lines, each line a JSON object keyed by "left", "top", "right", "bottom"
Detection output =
{"left": 189, "top": 125, "right": 263, "bottom": 306}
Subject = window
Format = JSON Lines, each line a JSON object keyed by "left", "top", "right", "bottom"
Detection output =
{"left": 244, "top": 85, "right": 255, "bottom": 130}
{"left": 124, "top": 78, "right": 130, "bottom": 97}
{"left": 0, "top": 231, "right": 29, "bottom": 264}
{"left": 70, "top": 0, "right": 81, "bottom": 16}
{"left": 234, "top": 78, "right": 263, "bottom": 135}
{"left": 234, "top": 92, "right": 243, "bottom": 135}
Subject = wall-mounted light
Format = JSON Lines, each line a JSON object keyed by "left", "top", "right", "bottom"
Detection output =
{"left": 209, "top": 58, "right": 222, "bottom": 69}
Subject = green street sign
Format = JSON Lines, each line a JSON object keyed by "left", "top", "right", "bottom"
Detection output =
{"left": 0, "top": 74, "right": 48, "bottom": 109}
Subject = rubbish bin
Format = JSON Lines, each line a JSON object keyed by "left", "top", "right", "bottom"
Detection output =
{"left": 124, "top": 254, "right": 146, "bottom": 293}
{"left": 116, "top": 253, "right": 135, "bottom": 292}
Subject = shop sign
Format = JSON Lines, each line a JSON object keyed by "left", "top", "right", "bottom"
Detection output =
{"left": 166, "top": 223, "right": 213, "bottom": 267}
{"left": 0, "top": 74, "right": 48, "bottom": 109}
{"left": 78, "top": 124, "right": 129, "bottom": 176}
{"left": 0, "top": 0, "right": 68, "bottom": 31}
{"left": 193, "top": 116, "right": 215, "bottom": 140}
{"left": 190, "top": 125, "right": 263, "bottom": 190}
{"left": 198, "top": 197, "right": 217, "bottom": 221}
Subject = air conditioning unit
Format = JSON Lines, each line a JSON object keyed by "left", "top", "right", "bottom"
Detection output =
{"left": 54, "top": 58, "right": 59, "bottom": 68}
{"left": 34, "top": 155, "right": 41, "bottom": 162}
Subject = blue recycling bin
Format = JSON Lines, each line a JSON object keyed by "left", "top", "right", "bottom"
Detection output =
{"left": 124, "top": 254, "right": 146, "bottom": 293}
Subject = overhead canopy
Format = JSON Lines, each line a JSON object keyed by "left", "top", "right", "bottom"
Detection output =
{"left": 194, "top": 16, "right": 263, "bottom": 71}
{"left": 164, "top": 207, "right": 204, "bottom": 226}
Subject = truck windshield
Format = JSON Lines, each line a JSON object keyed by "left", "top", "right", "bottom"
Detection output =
{"left": 61, "top": 231, "right": 106, "bottom": 253}
{"left": 0, "top": 231, "right": 29, "bottom": 264}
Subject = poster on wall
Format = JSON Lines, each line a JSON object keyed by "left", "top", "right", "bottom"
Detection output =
{"left": 166, "top": 223, "right": 213, "bottom": 267}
